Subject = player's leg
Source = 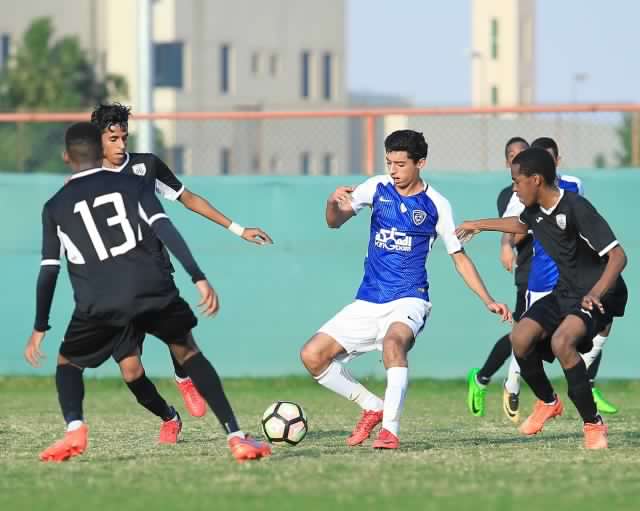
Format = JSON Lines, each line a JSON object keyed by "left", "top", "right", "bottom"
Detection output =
{"left": 502, "top": 353, "right": 521, "bottom": 423}
{"left": 583, "top": 322, "right": 617, "bottom": 414}
{"left": 170, "top": 348, "right": 207, "bottom": 418}
{"left": 551, "top": 314, "right": 607, "bottom": 449}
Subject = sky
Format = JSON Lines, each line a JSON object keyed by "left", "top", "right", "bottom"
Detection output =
{"left": 347, "top": 0, "right": 640, "bottom": 105}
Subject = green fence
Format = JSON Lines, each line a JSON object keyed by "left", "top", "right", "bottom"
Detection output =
{"left": 1, "top": 171, "right": 637, "bottom": 378}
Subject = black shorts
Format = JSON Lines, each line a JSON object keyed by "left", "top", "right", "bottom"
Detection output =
{"left": 60, "top": 296, "right": 197, "bottom": 368}
{"left": 514, "top": 288, "right": 527, "bottom": 322}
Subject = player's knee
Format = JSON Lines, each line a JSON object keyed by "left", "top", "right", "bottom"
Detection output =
{"left": 510, "top": 330, "right": 530, "bottom": 359}
{"left": 550, "top": 332, "right": 575, "bottom": 366}
{"left": 299, "top": 342, "right": 329, "bottom": 375}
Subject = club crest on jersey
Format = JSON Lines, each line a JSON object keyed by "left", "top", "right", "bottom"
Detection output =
{"left": 412, "top": 210, "right": 427, "bottom": 225}
{"left": 132, "top": 163, "right": 147, "bottom": 176}
{"left": 556, "top": 214, "right": 567, "bottom": 230}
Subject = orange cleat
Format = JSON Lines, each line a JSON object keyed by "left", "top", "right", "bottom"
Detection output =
{"left": 372, "top": 428, "right": 400, "bottom": 449}
{"left": 228, "top": 435, "right": 272, "bottom": 463}
{"left": 176, "top": 378, "right": 207, "bottom": 417}
{"left": 346, "top": 409, "right": 384, "bottom": 446}
{"left": 584, "top": 421, "right": 608, "bottom": 450}
{"left": 159, "top": 414, "right": 182, "bottom": 444}
{"left": 519, "top": 398, "right": 564, "bottom": 436}
{"left": 39, "top": 424, "right": 89, "bottom": 462}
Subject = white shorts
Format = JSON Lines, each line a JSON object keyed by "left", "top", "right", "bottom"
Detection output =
{"left": 525, "top": 290, "right": 552, "bottom": 311}
{"left": 317, "top": 298, "right": 432, "bottom": 362}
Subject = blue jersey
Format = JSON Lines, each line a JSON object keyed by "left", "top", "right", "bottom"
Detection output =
{"left": 350, "top": 175, "right": 462, "bottom": 304}
{"left": 526, "top": 175, "right": 584, "bottom": 292}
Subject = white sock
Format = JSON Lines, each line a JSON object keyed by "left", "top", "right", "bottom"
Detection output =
{"left": 67, "top": 420, "right": 84, "bottom": 432}
{"left": 504, "top": 355, "right": 521, "bottom": 395}
{"left": 315, "top": 362, "right": 383, "bottom": 411}
{"left": 382, "top": 367, "right": 408, "bottom": 437}
{"left": 227, "top": 430, "right": 245, "bottom": 440}
{"left": 175, "top": 375, "right": 190, "bottom": 383}
{"left": 581, "top": 335, "right": 608, "bottom": 368}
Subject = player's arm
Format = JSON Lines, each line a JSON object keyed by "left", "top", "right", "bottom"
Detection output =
{"left": 455, "top": 216, "right": 528, "bottom": 243}
{"left": 139, "top": 188, "right": 218, "bottom": 316}
{"left": 326, "top": 186, "right": 356, "bottom": 228}
{"left": 25, "top": 206, "right": 62, "bottom": 367}
{"left": 153, "top": 154, "right": 272, "bottom": 245}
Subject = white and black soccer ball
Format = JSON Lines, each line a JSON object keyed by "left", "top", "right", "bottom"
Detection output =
{"left": 261, "top": 401, "right": 308, "bottom": 445}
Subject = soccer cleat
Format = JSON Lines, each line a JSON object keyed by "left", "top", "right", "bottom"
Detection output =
{"left": 372, "top": 428, "right": 400, "bottom": 449}
{"left": 228, "top": 435, "right": 272, "bottom": 463}
{"left": 583, "top": 421, "right": 608, "bottom": 450}
{"left": 519, "top": 398, "right": 563, "bottom": 436}
{"left": 158, "top": 412, "right": 182, "bottom": 444}
{"left": 39, "top": 424, "right": 89, "bottom": 462}
{"left": 466, "top": 368, "right": 487, "bottom": 417}
{"left": 592, "top": 387, "right": 618, "bottom": 415}
{"left": 346, "top": 409, "right": 384, "bottom": 446}
{"left": 502, "top": 387, "right": 520, "bottom": 423}
{"left": 176, "top": 378, "right": 207, "bottom": 417}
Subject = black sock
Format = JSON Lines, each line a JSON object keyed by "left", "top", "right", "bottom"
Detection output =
{"left": 587, "top": 352, "right": 602, "bottom": 384}
{"left": 56, "top": 364, "right": 85, "bottom": 424}
{"left": 515, "top": 352, "right": 556, "bottom": 403}
{"left": 126, "top": 373, "right": 176, "bottom": 421}
{"left": 171, "top": 351, "right": 188, "bottom": 379}
{"left": 564, "top": 358, "right": 599, "bottom": 424}
{"left": 478, "top": 334, "right": 512, "bottom": 383}
{"left": 182, "top": 352, "right": 240, "bottom": 434}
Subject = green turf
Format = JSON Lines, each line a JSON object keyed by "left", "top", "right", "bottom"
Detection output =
{"left": 2, "top": 376, "right": 640, "bottom": 511}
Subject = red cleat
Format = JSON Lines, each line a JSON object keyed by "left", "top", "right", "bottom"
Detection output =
{"left": 159, "top": 415, "right": 182, "bottom": 444}
{"left": 520, "top": 398, "right": 564, "bottom": 436}
{"left": 39, "top": 424, "right": 89, "bottom": 462}
{"left": 584, "top": 421, "right": 608, "bottom": 450}
{"left": 228, "top": 435, "right": 272, "bottom": 463}
{"left": 372, "top": 428, "right": 400, "bottom": 449}
{"left": 346, "top": 409, "right": 383, "bottom": 446}
{"left": 176, "top": 378, "right": 207, "bottom": 417}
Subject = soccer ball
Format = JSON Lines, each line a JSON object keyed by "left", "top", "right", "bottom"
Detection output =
{"left": 261, "top": 401, "right": 308, "bottom": 445}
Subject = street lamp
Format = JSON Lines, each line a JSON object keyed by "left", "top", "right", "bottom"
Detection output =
{"left": 571, "top": 72, "right": 589, "bottom": 103}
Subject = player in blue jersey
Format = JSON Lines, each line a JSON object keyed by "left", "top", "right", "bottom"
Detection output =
{"left": 299, "top": 130, "right": 511, "bottom": 449}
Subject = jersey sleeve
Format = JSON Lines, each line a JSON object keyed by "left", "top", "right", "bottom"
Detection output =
{"left": 138, "top": 185, "right": 170, "bottom": 226}
{"left": 152, "top": 154, "right": 184, "bottom": 201}
{"left": 572, "top": 196, "right": 619, "bottom": 257}
{"left": 41, "top": 204, "right": 62, "bottom": 266}
{"left": 434, "top": 195, "right": 463, "bottom": 254}
{"left": 350, "top": 177, "right": 382, "bottom": 214}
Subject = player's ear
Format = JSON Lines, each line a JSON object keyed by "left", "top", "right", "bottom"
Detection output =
{"left": 62, "top": 151, "right": 70, "bottom": 165}
{"left": 417, "top": 158, "right": 426, "bottom": 170}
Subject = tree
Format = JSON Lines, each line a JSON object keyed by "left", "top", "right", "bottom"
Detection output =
{"left": 0, "top": 17, "right": 127, "bottom": 172}
{"left": 615, "top": 113, "right": 640, "bottom": 167}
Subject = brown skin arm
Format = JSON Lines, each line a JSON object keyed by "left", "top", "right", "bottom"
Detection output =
{"left": 179, "top": 189, "right": 273, "bottom": 245}
{"left": 582, "top": 245, "right": 627, "bottom": 313}
{"left": 456, "top": 217, "right": 528, "bottom": 243}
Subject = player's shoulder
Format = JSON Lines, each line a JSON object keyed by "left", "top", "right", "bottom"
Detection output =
{"left": 558, "top": 174, "right": 583, "bottom": 194}
{"left": 424, "top": 184, "right": 453, "bottom": 211}
{"left": 126, "top": 152, "right": 164, "bottom": 174}
{"left": 497, "top": 185, "right": 513, "bottom": 203}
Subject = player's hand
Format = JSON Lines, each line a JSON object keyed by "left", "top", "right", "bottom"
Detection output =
{"left": 24, "top": 330, "right": 46, "bottom": 368}
{"left": 486, "top": 302, "right": 512, "bottom": 323}
{"left": 455, "top": 221, "right": 480, "bottom": 244}
{"left": 328, "top": 186, "right": 355, "bottom": 207}
{"left": 195, "top": 280, "right": 219, "bottom": 316}
{"left": 581, "top": 293, "right": 605, "bottom": 314}
{"left": 241, "top": 227, "right": 274, "bottom": 246}
{"left": 500, "top": 244, "right": 515, "bottom": 272}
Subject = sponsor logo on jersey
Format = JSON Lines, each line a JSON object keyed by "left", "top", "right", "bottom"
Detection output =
{"left": 400, "top": 204, "right": 408, "bottom": 213}
{"left": 374, "top": 228, "right": 413, "bottom": 252}
{"left": 379, "top": 197, "right": 392, "bottom": 203}
{"left": 412, "top": 210, "right": 427, "bottom": 225}
{"left": 556, "top": 214, "right": 566, "bottom": 230}
{"left": 132, "top": 163, "right": 147, "bottom": 176}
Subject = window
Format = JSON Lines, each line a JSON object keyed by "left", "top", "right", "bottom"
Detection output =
{"left": 301, "top": 152, "right": 311, "bottom": 175}
{"left": 221, "top": 148, "right": 231, "bottom": 175}
{"left": 301, "top": 51, "right": 310, "bottom": 98}
{"left": 322, "top": 153, "right": 334, "bottom": 175}
{"left": 220, "top": 44, "right": 232, "bottom": 94}
{"left": 251, "top": 52, "right": 260, "bottom": 75}
{"left": 491, "top": 85, "right": 499, "bottom": 106}
{"left": 154, "top": 42, "right": 183, "bottom": 88}
{"left": 490, "top": 18, "right": 499, "bottom": 60}
{"left": 0, "top": 34, "right": 9, "bottom": 70}
{"left": 269, "top": 53, "right": 279, "bottom": 77}
{"left": 322, "top": 53, "right": 332, "bottom": 100}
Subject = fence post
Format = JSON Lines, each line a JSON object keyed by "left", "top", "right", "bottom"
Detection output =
{"left": 632, "top": 111, "right": 640, "bottom": 167}
{"left": 364, "top": 115, "right": 375, "bottom": 176}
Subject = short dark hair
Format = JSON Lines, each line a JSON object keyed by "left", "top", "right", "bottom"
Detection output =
{"left": 65, "top": 122, "right": 103, "bottom": 165}
{"left": 384, "top": 130, "right": 428, "bottom": 162}
{"left": 531, "top": 137, "right": 559, "bottom": 159}
{"left": 91, "top": 102, "right": 131, "bottom": 132}
{"left": 504, "top": 136, "right": 529, "bottom": 159}
{"left": 512, "top": 147, "right": 557, "bottom": 185}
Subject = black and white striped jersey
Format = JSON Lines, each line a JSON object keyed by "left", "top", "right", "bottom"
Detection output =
{"left": 40, "top": 168, "right": 180, "bottom": 324}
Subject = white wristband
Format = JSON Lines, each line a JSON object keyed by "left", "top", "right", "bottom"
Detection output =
{"left": 228, "top": 222, "right": 245, "bottom": 237}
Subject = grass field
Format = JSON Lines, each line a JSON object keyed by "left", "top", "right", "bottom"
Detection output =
{"left": 2, "top": 376, "right": 640, "bottom": 511}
